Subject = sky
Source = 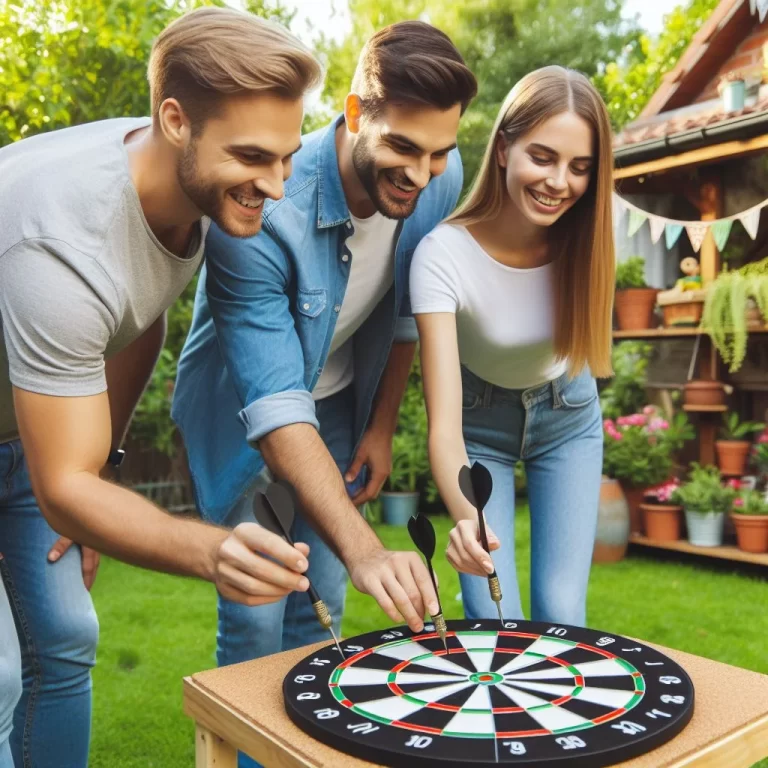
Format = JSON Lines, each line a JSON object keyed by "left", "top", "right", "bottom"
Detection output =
{"left": 278, "top": 0, "right": 671, "bottom": 43}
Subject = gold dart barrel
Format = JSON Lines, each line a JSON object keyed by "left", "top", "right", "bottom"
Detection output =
{"left": 432, "top": 612, "right": 448, "bottom": 651}
{"left": 488, "top": 575, "right": 504, "bottom": 624}
{"left": 312, "top": 600, "right": 332, "bottom": 629}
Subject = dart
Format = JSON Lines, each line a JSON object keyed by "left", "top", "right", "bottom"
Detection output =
{"left": 253, "top": 481, "right": 344, "bottom": 659}
{"left": 407, "top": 511, "right": 449, "bottom": 652}
{"left": 458, "top": 462, "right": 505, "bottom": 626}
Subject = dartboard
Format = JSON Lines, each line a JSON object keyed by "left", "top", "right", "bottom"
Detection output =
{"left": 284, "top": 619, "right": 694, "bottom": 767}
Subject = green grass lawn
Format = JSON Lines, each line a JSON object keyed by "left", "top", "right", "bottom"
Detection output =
{"left": 89, "top": 506, "right": 768, "bottom": 767}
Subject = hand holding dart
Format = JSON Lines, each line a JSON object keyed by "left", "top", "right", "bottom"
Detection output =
{"left": 458, "top": 462, "right": 505, "bottom": 625}
{"left": 407, "top": 512, "right": 449, "bottom": 652}
{"left": 253, "top": 481, "right": 345, "bottom": 658}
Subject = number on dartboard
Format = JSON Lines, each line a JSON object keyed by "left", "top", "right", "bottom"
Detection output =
{"left": 424, "top": 624, "right": 435, "bottom": 632}
{"left": 661, "top": 695, "right": 685, "bottom": 705}
{"left": 297, "top": 692, "right": 320, "bottom": 701}
{"left": 622, "top": 647, "right": 642, "bottom": 652}
{"left": 294, "top": 675, "right": 316, "bottom": 684}
{"left": 644, "top": 661, "right": 663, "bottom": 666}
{"left": 309, "top": 658, "right": 330, "bottom": 666}
{"left": 646, "top": 709, "right": 671, "bottom": 719}
{"left": 611, "top": 721, "right": 646, "bottom": 735}
{"left": 659, "top": 676, "right": 681, "bottom": 685}
{"left": 347, "top": 723, "right": 379, "bottom": 735}
{"left": 313, "top": 708, "right": 339, "bottom": 720}
{"left": 547, "top": 627, "right": 567, "bottom": 636}
{"left": 596, "top": 637, "right": 615, "bottom": 646}
{"left": 503, "top": 621, "right": 518, "bottom": 629}
{"left": 405, "top": 735, "right": 432, "bottom": 749}
{"left": 556, "top": 736, "right": 585, "bottom": 750}
{"left": 502, "top": 741, "right": 526, "bottom": 755}
{"left": 344, "top": 645, "right": 363, "bottom": 653}
{"left": 381, "top": 631, "right": 404, "bottom": 640}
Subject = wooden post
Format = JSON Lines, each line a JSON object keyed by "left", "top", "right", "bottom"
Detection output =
{"left": 195, "top": 725, "right": 237, "bottom": 768}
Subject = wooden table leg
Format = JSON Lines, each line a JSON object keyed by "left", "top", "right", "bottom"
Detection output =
{"left": 195, "top": 723, "right": 237, "bottom": 768}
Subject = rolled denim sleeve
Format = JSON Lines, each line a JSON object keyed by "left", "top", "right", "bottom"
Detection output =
{"left": 204, "top": 225, "right": 319, "bottom": 445}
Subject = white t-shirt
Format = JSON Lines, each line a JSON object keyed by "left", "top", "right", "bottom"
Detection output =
{"left": 410, "top": 223, "right": 567, "bottom": 390}
{"left": 313, "top": 211, "right": 398, "bottom": 401}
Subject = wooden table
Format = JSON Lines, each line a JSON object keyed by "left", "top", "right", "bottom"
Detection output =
{"left": 184, "top": 640, "right": 768, "bottom": 768}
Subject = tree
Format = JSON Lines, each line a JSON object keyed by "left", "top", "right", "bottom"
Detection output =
{"left": 595, "top": 0, "right": 720, "bottom": 130}
{"left": 317, "top": 0, "right": 641, "bottom": 189}
{"left": 0, "top": 0, "right": 297, "bottom": 457}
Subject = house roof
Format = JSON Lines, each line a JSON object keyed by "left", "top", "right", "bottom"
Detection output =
{"left": 613, "top": 0, "right": 768, "bottom": 152}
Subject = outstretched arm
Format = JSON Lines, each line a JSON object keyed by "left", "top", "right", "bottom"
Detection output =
{"left": 416, "top": 312, "right": 499, "bottom": 577}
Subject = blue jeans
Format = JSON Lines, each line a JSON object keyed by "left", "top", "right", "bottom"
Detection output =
{"left": 0, "top": 440, "right": 98, "bottom": 768}
{"left": 459, "top": 366, "right": 602, "bottom": 627}
{"left": 214, "top": 386, "right": 360, "bottom": 768}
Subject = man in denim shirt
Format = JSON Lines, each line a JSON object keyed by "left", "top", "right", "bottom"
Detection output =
{"left": 174, "top": 21, "right": 476, "bottom": 710}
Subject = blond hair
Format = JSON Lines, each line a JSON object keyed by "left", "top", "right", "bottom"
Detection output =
{"left": 448, "top": 66, "right": 614, "bottom": 379}
{"left": 148, "top": 6, "right": 322, "bottom": 131}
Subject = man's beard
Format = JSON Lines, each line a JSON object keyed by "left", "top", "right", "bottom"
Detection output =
{"left": 177, "top": 143, "right": 259, "bottom": 239}
{"left": 351, "top": 136, "right": 422, "bottom": 220}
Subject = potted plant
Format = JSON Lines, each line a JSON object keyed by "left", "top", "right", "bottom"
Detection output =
{"left": 718, "top": 71, "right": 746, "bottom": 112}
{"left": 640, "top": 478, "right": 683, "bottom": 542}
{"left": 730, "top": 488, "right": 768, "bottom": 553}
{"left": 751, "top": 428, "right": 768, "bottom": 488}
{"left": 701, "top": 257, "right": 768, "bottom": 372}
{"left": 671, "top": 464, "right": 737, "bottom": 547}
{"left": 603, "top": 407, "right": 694, "bottom": 534}
{"left": 715, "top": 412, "right": 765, "bottom": 477}
{"left": 614, "top": 256, "right": 659, "bottom": 331}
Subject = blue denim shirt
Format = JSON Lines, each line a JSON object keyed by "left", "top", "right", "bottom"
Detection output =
{"left": 172, "top": 116, "right": 463, "bottom": 522}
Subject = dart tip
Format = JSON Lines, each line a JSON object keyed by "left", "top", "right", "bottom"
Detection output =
{"left": 329, "top": 626, "right": 344, "bottom": 659}
{"left": 496, "top": 602, "right": 504, "bottom": 626}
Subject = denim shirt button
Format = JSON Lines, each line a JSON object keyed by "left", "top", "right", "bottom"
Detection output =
{"left": 303, "top": 302, "right": 310, "bottom": 310}
{"left": 341, "top": 254, "right": 349, "bottom": 262}
{"left": 334, "top": 304, "right": 341, "bottom": 312}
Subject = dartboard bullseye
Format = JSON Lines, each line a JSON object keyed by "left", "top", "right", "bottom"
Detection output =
{"left": 284, "top": 619, "right": 694, "bottom": 767}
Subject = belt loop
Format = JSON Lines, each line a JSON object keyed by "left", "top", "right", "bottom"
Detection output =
{"left": 552, "top": 376, "right": 564, "bottom": 410}
{"left": 483, "top": 381, "right": 493, "bottom": 408}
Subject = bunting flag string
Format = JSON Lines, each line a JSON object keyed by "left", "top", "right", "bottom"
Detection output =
{"left": 614, "top": 192, "right": 768, "bottom": 252}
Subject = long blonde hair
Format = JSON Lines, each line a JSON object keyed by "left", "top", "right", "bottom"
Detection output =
{"left": 448, "top": 66, "right": 614, "bottom": 378}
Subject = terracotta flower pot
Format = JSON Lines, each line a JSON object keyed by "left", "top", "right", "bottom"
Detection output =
{"left": 715, "top": 440, "right": 751, "bottom": 476}
{"left": 618, "top": 480, "right": 647, "bottom": 535}
{"left": 731, "top": 513, "right": 768, "bottom": 553}
{"left": 683, "top": 380, "right": 726, "bottom": 409}
{"left": 641, "top": 503, "right": 683, "bottom": 542}
{"left": 615, "top": 288, "right": 659, "bottom": 331}
{"left": 593, "top": 478, "right": 630, "bottom": 563}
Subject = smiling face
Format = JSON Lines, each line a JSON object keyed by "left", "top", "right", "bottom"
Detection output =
{"left": 350, "top": 101, "right": 462, "bottom": 219}
{"left": 177, "top": 92, "right": 304, "bottom": 238}
{"left": 498, "top": 110, "right": 594, "bottom": 229}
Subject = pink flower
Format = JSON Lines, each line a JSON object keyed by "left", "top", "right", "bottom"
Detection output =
{"left": 617, "top": 413, "right": 646, "bottom": 427}
{"left": 603, "top": 419, "right": 615, "bottom": 431}
{"left": 758, "top": 432, "right": 768, "bottom": 444}
{"left": 726, "top": 478, "right": 742, "bottom": 490}
{"left": 733, "top": 497, "right": 744, "bottom": 507}
{"left": 643, "top": 405, "right": 656, "bottom": 415}
{"left": 648, "top": 418, "right": 669, "bottom": 432}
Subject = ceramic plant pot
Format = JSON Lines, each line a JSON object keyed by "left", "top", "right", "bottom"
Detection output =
{"left": 684, "top": 509, "right": 725, "bottom": 547}
{"left": 380, "top": 492, "right": 419, "bottom": 525}
{"left": 731, "top": 513, "right": 768, "bottom": 553}
{"left": 593, "top": 478, "right": 631, "bottom": 563}
{"left": 641, "top": 503, "right": 683, "bottom": 542}
{"left": 615, "top": 288, "right": 659, "bottom": 331}
{"left": 715, "top": 440, "right": 751, "bottom": 477}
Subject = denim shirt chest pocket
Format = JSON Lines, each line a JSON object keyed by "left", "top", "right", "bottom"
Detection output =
{"left": 295, "top": 288, "right": 329, "bottom": 385}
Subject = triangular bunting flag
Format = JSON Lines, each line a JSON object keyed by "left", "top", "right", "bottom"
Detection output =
{"left": 711, "top": 220, "right": 733, "bottom": 251}
{"left": 685, "top": 222, "right": 709, "bottom": 253}
{"left": 649, "top": 217, "right": 666, "bottom": 244}
{"left": 627, "top": 209, "right": 647, "bottom": 237}
{"left": 740, "top": 207, "right": 761, "bottom": 239}
{"left": 665, "top": 223, "right": 684, "bottom": 249}
{"left": 612, "top": 194, "right": 626, "bottom": 223}
{"left": 757, "top": 0, "right": 768, "bottom": 22}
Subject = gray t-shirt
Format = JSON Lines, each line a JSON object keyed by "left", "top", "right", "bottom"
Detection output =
{"left": 0, "top": 118, "right": 208, "bottom": 443}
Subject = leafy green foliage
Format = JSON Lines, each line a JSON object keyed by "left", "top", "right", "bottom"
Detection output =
{"left": 671, "top": 462, "right": 737, "bottom": 514}
{"left": 733, "top": 489, "right": 768, "bottom": 516}
{"left": 719, "top": 411, "right": 766, "bottom": 442}
{"left": 702, "top": 257, "right": 768, "bottom": 372}
{"left": 595, "top": 0, "right": 720, "bottom": 130}
{"left": 615, "top": 255, "right": 648, "bottom": 290}
{"left": 599, "top": 341, "right": 652, "bottom": 420}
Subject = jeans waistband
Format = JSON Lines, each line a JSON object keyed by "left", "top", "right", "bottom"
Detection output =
{"left": 460, "top": 365, "right": 575, "bottom": 408}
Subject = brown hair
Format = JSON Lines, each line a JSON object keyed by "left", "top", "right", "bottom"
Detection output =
{"left": 448, "top": 66, "right": 615, "bottom": 379}
{"left": 351, "top": 21, "right": 477, "bottom": 118}
{"left": 148, "top": 6, "right": 322, "bottom": 132}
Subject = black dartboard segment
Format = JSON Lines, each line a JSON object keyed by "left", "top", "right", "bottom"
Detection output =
{"left": 284, "top": 619, "right": 694, "bottom": 768}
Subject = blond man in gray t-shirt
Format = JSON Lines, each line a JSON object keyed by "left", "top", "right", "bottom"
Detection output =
{"left": 0, "top": 9, "right": 321, "bottom": 767}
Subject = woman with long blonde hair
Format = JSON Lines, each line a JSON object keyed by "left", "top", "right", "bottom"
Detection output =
{"left": 410, "top": 66, "right": 614, "bottom": 625}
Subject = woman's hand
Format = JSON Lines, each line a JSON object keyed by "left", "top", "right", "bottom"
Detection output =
{"left": 446, "top": 519, "right": 501, "bottom": 576}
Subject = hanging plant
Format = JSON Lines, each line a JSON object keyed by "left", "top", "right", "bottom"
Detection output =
{"left": 701, "top": 257, "right": 768, "bottom": 372}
